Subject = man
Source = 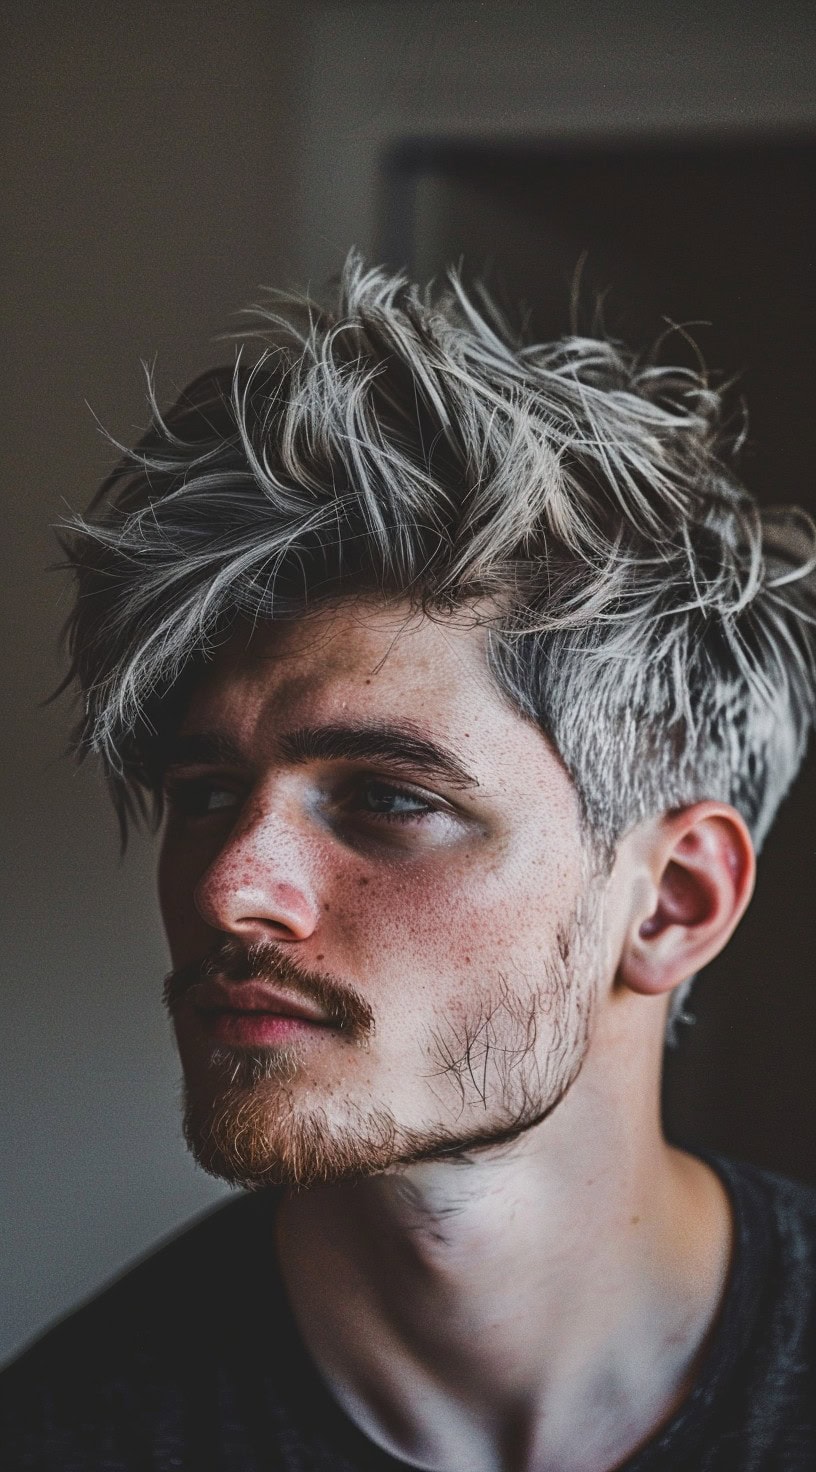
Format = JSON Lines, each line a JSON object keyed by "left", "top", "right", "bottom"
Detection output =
{"left": 3, "top": 253, "right": 816, "bottom": 1470}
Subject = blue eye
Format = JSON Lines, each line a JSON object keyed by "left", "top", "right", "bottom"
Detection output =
{"left": 357, "top": 781, "right": 435, "bottom": 823}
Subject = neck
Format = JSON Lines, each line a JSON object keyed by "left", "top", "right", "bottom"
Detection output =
{"left": 276, "top": 1032, "right": 733, "bottom": 1472}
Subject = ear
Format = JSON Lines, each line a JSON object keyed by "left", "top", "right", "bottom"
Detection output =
{"left": 618, "top": 802, "right": 756, "bottom": 997}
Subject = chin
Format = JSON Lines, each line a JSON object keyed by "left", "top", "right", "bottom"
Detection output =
{"left": 180, "top": 1065, "right": 581, "bottom": 1194}
{"left": 181, "top": 1074, "right": 406, "bottom": 1191}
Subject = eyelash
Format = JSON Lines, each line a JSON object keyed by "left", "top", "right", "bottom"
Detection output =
{"left": 163, "top": 776, "right": 439, "bottom": 827}
{"left": 350, "top": 780, "right": 437, "bottom": 825}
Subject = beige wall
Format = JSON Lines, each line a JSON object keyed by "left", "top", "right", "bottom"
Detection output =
{"left": 1, "top": 0, "right": 305, "bottom": 1364}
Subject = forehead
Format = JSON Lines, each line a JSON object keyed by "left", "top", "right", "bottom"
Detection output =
{"left": 186, "top": 600, "right": 496, "bottom": 731}
{"left": 180, "top": 599, "right": 575, "bottom": 809}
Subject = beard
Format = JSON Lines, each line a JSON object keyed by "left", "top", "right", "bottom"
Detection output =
{"left": 164, "top": 888, "right": 600, "bottom": 1193}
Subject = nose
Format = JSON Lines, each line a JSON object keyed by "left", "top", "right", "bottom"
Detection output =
{"left": 193, "top": 795, "right": 321, "bottom": 943}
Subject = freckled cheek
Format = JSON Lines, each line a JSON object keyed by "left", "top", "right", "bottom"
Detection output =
{"left": 327, "top": 860, "right": 534, "bottom": 1003}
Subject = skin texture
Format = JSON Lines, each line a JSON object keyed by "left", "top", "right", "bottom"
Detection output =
{"left": 158, "top": 597, "right": 756, "bottom": 1472}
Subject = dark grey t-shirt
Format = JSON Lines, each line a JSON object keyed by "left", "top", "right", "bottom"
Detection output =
{"left": 2, "top": 1154, "right": 815, "bottom": 1470}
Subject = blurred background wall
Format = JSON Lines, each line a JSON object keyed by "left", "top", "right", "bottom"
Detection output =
{"left": 2, "top": 0, "right": 815, "bottom": 1365}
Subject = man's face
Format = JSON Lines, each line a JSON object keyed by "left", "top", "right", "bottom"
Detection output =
{"left": 158, "top": 599, "right": 605, "bottom": 1189}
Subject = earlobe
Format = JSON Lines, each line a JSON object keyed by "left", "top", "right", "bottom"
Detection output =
{"left": 619, "top": 803, "right": 755, "bottom": 998}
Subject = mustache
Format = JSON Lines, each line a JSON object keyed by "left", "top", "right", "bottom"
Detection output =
{"left": 162, "top": 938, "right": 375, "bottom": 1040}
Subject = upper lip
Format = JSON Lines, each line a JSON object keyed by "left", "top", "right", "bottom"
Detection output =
{"left": 191, "top": 979, "right": 330, "bottom": 1025}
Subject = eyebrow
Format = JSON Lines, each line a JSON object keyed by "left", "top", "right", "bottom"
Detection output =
{"left": 163, "top": 722, "right": 479, "bottom": 791}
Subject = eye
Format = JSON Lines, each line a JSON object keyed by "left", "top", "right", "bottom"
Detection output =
{"left": 351, "top": 779, "right": 437, "bottom": 825}
{"left": 164, "top": 777, "right": 242, "bottom": 819}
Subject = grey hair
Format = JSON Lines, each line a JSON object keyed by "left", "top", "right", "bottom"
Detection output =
{"left": 59, "top": 251, "right": 816, "bottom": 1028}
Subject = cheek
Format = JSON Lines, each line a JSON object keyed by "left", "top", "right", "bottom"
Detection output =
{"left": 332, "top": 842, "right": 574, "bottom": 1011}
{"left": 157, "top": 834, "right": 210, "bottom": 956}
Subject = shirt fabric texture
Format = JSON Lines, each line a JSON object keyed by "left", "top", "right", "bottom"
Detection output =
{"left": 2, "top": 1153, "right": 815, "bottom": 1470}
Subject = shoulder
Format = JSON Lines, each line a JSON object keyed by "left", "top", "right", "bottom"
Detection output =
{"left": 712, "top": 1152, "right": 816, "bottom": 1309}
{"left": 713, "top": 1155, "right": 816, "bottom": 1405}
{"left": 715, "top": 1153, "right": 816, "bottom": 1253}
{"left": 0, "top": 1189, "right": 282, "bottom": 1453}
{"left": 3, "top": 1189, "right": 274, "bottom": 1374}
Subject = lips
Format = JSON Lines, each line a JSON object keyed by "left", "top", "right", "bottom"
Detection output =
{"left": 190, "top": 979, "right": 332, "bottom": 1026}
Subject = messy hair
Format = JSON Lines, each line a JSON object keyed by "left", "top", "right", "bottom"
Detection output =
{"left": 61, "top": 251, "right": 816, "bottom": 1004}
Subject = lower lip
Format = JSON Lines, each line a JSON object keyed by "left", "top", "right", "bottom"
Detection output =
{"left": 195, "top": 1009, "right": 329, "bottom": 1047}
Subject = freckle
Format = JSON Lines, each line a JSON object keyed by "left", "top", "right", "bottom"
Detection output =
{"left": 323, "top": 902, "right": 331, "bottom": 911}
{"left": 630, "top": 1215, "right": 641, "bottom": 1226}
